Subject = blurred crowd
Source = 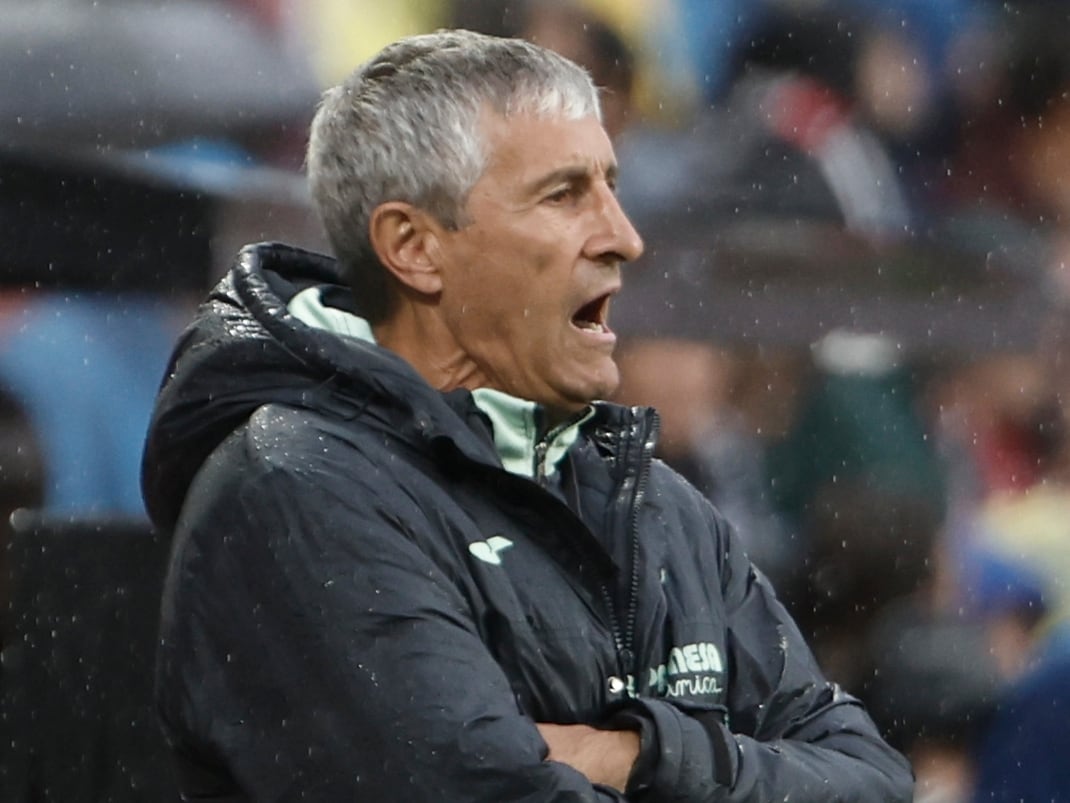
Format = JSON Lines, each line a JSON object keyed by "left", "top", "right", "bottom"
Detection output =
{"left": 3, "top": 1, "right": 1070, "bottom": 800}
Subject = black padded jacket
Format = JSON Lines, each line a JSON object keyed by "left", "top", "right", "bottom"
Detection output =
{"left": 142, "top": 242, "right": 913, "bottom": 802}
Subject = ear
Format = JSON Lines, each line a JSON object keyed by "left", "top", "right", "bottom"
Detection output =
{"left": 368, "top": 202, "right": 444, "bottom": 297}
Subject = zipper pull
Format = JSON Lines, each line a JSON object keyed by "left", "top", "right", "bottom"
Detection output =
{"left": 533, "top": 439, "right": 549, "bottom": 483}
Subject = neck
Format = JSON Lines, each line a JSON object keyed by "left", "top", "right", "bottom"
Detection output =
{"left": 373, "top": 301, "right": 487, "bottom": 394}
{"left": 373, "top": 299, "right": 585, "bottom": 424}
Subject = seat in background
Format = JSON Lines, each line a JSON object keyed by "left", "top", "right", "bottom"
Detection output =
{"left": 2, "top": 512, "right": 178, "bottom": 802}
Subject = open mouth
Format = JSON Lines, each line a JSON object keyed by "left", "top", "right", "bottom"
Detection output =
{"left": 571, "top": 293, "right": 612, "bottom": 335}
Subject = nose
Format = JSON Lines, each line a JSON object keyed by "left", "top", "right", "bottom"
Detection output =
{"left": 587, "top": 183, "right": 644, "bottom": 264}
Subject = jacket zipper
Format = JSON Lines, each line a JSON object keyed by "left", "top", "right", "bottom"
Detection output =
{"left": 532, "top": 413, "right": 587, "bottom": 485}
{"left": 531, "top": 407, "right": 657, "bottom": 692}
{"left": 624, "top": 415, "right": 657, "bottom": 667}
{"left": 533, "top": 439, "right": 550, "bottom": 485}
{"left": 602, "top": 410, "right": 658, "bottom": 689}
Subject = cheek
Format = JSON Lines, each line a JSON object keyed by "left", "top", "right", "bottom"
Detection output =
{"left": 531, "top": 248, "right": 556, "bottom": 274}
{"left": 448, "top": 228, "right": 570, "bottom": 330}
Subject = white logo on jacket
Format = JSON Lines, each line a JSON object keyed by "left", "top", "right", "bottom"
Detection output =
{"left": 469, "top": 536, "right": 514, "bottom": 565}
{"left": 608, "top": 642, "right": 726, "bottom": 700}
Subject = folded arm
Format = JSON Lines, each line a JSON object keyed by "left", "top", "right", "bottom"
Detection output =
{"left": 618, "top": 506, "right": 914, "bottom": 802}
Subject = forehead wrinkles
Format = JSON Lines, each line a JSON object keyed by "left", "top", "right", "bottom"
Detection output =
{"left": 477, "top": 111, "right": 611, "bottom": 184}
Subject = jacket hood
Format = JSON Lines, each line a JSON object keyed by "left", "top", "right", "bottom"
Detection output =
{"left": 141, "top": 242, "right": 496, "bottom": 530}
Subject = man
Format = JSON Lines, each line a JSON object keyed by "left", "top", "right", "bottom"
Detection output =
{"left": 143, "top": 30, "right": 912, "bottom": 801}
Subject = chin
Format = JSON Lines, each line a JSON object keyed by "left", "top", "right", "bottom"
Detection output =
{"left": 569, "top": 367, "right": 620, "bottom": 406}
{"left": 536, "top": 361, "right": 619, "bottom": 414}
{"left": 596, "top": 362, "right": 621, "bottom": 399}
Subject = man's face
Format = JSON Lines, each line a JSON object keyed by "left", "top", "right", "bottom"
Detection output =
{"left": 433, "top": 111, "right": 644, "bottom": 417}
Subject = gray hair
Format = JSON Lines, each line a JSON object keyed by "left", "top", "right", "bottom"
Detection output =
{"left": 306, "top": 29, "right": 601, "bottom": 321}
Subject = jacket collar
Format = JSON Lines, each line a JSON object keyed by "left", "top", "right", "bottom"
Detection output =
{"left": 142, "top": 242, "right": 653, "bottom": 530}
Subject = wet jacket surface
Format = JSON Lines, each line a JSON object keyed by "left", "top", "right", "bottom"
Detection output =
{"left": 142, "top": 242, "right": 913, "bottom": 802}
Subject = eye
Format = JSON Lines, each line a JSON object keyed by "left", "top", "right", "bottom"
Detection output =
{"left": 544, "top": 184, "right": 578, "bottom": 204}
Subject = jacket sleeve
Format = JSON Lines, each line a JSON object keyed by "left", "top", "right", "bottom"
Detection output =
{"left": 156, "top": 431, "right": 626, "bottom": 803}
{"left": 621, "top": 507, "right": 914, "bottom": 803}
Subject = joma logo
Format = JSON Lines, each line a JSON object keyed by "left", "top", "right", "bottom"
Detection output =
{"left": 468, "top": 535, "right": 514, "bottom": 565}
